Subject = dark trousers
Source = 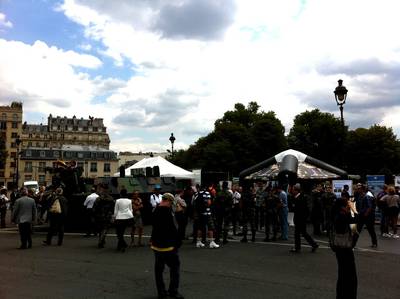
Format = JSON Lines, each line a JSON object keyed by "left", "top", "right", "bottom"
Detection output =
{"left": 46, "top": 213, "right": 65, "bottom": 245}
{"left": 0, "top": 207, "right": 7, "bottom": 228}
{"left": 255, "top": 206, "right": 264, "bottom": 230}
{"left": 265, "top": 209, "right": 278, "bottom": 240}
{"left": 214, "top": 209, "right": 224, "bottom": 241}
{"left": 97, "top": 221, "right": 111, "bottom": 247}
{"left": 357, "top": 215, "right": 377, "bottom": 246}
{"left": 335, "top": 249, "right": 357, "bottom": 299}
{"left": 154, "top": 250, "right": 180, "bottom": 296}
{"left": 115, "top": 218, "right": 132, "bottom": 250}
{"left": 294, "top": 222, "right": 317, "bottom": 250}
{"left": 175, "top": 211, "right": 187, "bottom": 242}
{"left": 18, "top": 222, "right": 32, "bottom": 248}
{"left": 85, "top": 209, "right": 96, "bottom": 236}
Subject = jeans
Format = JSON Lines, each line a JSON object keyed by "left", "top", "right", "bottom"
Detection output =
{"left": 280, "top": 208, "right": 289, "bottom": 239}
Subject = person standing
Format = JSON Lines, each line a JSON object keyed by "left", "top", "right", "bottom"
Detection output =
{"left": 240, "top": 183, "right": 256, "bottom": 243}
{"left": 43, "top": 187, "right": 68, "bottom": 246}
{"left": 290, "top": 184, "right": 318, "bottom": 253}
{"left": 379, "top": 186, "right": 400, "bottom": 238}
{"left": 330, "top": 192, "right": 358, "bottom": 299}
{"left": 0, "top": 188, "right": 9, "bottom": 228}
{"left": 174, "top": 190, "right": 187, "bottom": 245}
{"left": 357, "top": 185, "right": 378, "bottom": 248}
{"left": 150, "top": 185, "right": 163, "bottom": 210}
{"left": 131, "top": 191, "right": 144, "bottom": 246}
{"left": 264, "top": 187, "right": 279, "bottom": 242}
{"left": 114, "top": 189, "right": 134, "bottom": 252}
{"left": 231, "top": 185, "right": 242, "bottom": 236}
{"left": 83, "top": 187, "right": 99, "bottom": 237}
{"left": 214, "top": 181, "right": 233, "bottom": 244}
{"left": 277, "top": 185, "right": 289, "bottom": 240}
{"left": 151, "top": 193, "right": 184, "bottom": 299}
{"left": 93, "top": 183, "right": 115, "bottom": 248}
{"left": 12, "top": 187, "right": 37, "bottom": 249}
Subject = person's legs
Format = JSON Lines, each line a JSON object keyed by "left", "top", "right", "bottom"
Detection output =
{"left": 57, "top": 216, "right": 65, "bottom": 246}
{"left": 45, "top": 214, "right": 55, "bottom": 244}
{"left": 166, "top": 251, "right": 181, "bottom": 296}
{"left": 154, "top": 251, "right": 167, "bottom": 296}
{"left": 26, "top": 223, "right": 32, "bottom": 248}
{"left": 335, "top": 249, "right": 357, "bottom": 299}
{"left": 365, "top": 217, "right": 377, "bottom": 246}
{"left": 18, "top": 223, "right": 27, "bottom": 248}
{"left": 294, "top": 224, "right": 301, "bottom": 251}
{"left": 280, "top": 208, "right": 289, "bottom": 240}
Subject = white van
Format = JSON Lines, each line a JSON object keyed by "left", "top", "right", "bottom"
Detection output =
{"left": 23, "top": 181, "right": 39, "bottom": 194}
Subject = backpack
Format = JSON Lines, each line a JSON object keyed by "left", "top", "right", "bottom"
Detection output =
{"left": 49, "top": 197, "right": 62, "bottom": 214}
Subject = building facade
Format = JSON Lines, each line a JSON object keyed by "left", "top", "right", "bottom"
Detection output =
{"left": 19, "top": 145, "right": 118, "bottom": 186}
{"left": 1, "top": 102, "right": 117, "bottom": 188}
{"left": 0, "top": 102, "right": 23, "bottom": 189}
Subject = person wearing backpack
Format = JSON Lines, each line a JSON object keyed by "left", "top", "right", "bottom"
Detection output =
{"left": 330, "top": 192, "right": 359, "bottom": 299}
{"left": 43, "top": 187, "right": 68, "bottom": 246}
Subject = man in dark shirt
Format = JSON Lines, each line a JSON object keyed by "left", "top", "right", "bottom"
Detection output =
{"left": 151, "top": 193, "right": 183, "bottom": 299}
{"left": 290, "top": 184, "right": 318, "bottom": 253}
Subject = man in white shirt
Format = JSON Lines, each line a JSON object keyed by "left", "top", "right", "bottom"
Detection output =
{"left": 83, "top": 188, "right": 99, "bottom": 237}
{"left": 150, "top": 185, "right": 163, "bottom": 209}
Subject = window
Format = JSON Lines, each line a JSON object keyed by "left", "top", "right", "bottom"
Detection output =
{"left": 28, "top": 142, "right": 32, "bottom": 147}
{"left": 36, "top": 142, "right": 40, "bottom": 147}
{"left": 40, "top": 151, "right": 45, "bottom": 158}
{"left": 65, "top": 151, "right": 71, "bottom": 158}
{"left": 10, "top": 152, "right": 16, "bottom": 158}
{"left": 77, "top": 162, "right": 84, "bottom": 169}
{"left": 11, "top": 142, "right": 16, "bottom": 148}
{"left": 25, "top": 162, "right": 32, "bottom": 172}
{"left": 0, "top": 122, "right": 6, "bottom": 130}
{"left": 1, "top": 113, "right": 6, "bottom": 120}
{"left": 26, "top": 150, "right": 32, "bottom": 157}
{"left": 39, "top": 162, "right": 46, "bottom": 172}
{"left": 93, "top": 127, "right": 98, "bottom": 132}
{"left": 90, "top": 162, "right": 97, "bottom": 172}
{"left": 24, "top": 175, "right": 32, "bottom": 181}
{"left": 38, "top": 175, "right": 46, "bottom": 184}
{"left": 104, "top": 163, "right": 111, "bottom": 172}
{"left": 12, "top": 122, "right": 18, "bottom": 128}
{"left": 10, "top": 162, "right": 16, "bottom": 168}
{"left": 77, "top": 152, "right": 84, "bottom": 159}
{"left": 54, "top": 151, "right": 59, "bottom": 158}
{"left": 11, "top": 132, "right": 18, "bottom": 138}
{"left": 43, "top": 143, "right": 47, "bottom": 148}
{"left": 13, "top": 113, "right": 18, "bottom": 121}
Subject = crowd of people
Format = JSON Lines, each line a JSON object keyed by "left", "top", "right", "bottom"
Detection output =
{"left": 1, "top": 181, "right": 399, "bottom": 299}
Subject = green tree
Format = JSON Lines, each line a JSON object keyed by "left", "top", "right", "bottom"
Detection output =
{"left": 288, "top": 109, "right": 345, "bottom": 166}
{"left": 171, "top": 102, "right": 287, "bottom": 176}
{"left": 345, "top": 125, "right": 400, "bottom": 179}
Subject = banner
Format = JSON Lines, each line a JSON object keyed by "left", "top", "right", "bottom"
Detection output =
{"left": 366, "top": 175, "right": 385, "bottom": 197}
{"left": 332, "top": 180, "right": 353, "bottom": 198}
{"left": 395, "top": 176, "right": 400, "bottom": 187}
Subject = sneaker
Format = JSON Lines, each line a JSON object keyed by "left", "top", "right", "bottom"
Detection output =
{"left": 392, "top": 234, "right": 399, "bottom": 239}
{"left": 196, "top": 241, "right": 205, "bottom": 248}
{"left": 209, "top": 241, "right": 220, "bottom": 249}
{"left": 382, "top": 233, "right": 390, "bottom": 238}
{"left": 168, "top": 292, "right": 185, "bottom": 299}
{"left": 289, "top": 248, "right": 300, "bottom": 253}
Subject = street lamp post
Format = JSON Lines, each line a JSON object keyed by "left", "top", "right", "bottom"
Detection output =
{"left": 334, "top": 79, "right": 348, "bottom": 126}
{"left": 169, "top": 133, "right": 176, "bottom": 157}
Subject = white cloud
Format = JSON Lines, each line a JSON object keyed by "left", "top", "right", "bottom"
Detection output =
{"left": 2, "top": 0, "right": 400, "bottom": 154}
{"left": 0, "top": 13, "right": 13, "bottom": 29}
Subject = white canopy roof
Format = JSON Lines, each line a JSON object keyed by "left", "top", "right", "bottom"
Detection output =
{"left": 114, "top": 156, "right": 195, "bottom": 179}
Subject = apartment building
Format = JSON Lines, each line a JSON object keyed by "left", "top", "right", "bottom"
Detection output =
{"left": 0, "top": 102, "right": 23, "bottom": 189}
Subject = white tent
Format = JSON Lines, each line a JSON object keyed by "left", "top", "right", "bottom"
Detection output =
{"left": 114, "top": 156, "right": 195, "bottom": 179}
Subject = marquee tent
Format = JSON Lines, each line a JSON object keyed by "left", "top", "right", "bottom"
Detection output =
{"left": 239, "top": 149, "right": 347, "bottom": 181}
{"left": 114, "top": 156, "right": 195, "bottom": 180}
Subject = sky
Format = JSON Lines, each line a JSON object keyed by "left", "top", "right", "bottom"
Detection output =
{"left": 1, "top": 0, "right": 400, "bottom": 154}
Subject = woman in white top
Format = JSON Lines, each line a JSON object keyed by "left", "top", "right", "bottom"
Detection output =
{"left": 114, "top": 189, "right": 134, "bottom": 252}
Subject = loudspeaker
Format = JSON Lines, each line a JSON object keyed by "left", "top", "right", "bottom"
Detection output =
{"left": 153, "top": 166, "right": 160, "bottom": 177}
{"left": 119, "top": 165, "right": 125, "bottom": 178}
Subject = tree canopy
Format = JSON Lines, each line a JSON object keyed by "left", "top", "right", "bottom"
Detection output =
{"left": 171, "top": 103, "right": 400, "bottom": 181}
{"left": 171, "top": 102, "right": 287, "bottom": 176}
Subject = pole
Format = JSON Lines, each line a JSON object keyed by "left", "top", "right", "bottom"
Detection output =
{"left": 339, "top": 104, "right": 344, "bottom": 127}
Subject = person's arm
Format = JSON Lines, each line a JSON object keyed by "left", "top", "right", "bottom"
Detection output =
{"left": 32, "top": 201, "right": 37, "bottom": 223}
{"left": 150, "top": 195, "right": 156, "bottom": 208}
{"left": 83, "top": 196, "right": 89, "bottom": 207}
{"left": 114, "top": 200, "right": 119, "bottom": 218}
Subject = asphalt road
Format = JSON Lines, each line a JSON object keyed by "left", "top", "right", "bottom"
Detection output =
{"left": 0, "top": 223, "right": 399, "bottom": 299}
